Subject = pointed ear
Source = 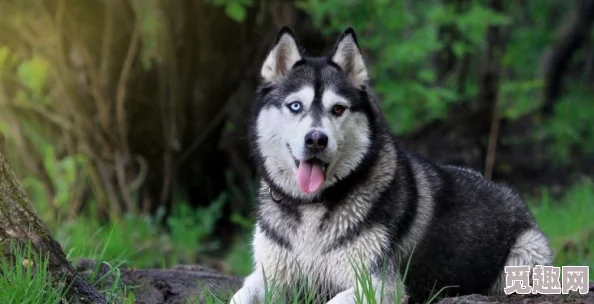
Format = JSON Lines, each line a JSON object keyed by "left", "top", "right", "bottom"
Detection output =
{"left": 260, "top": 27, "right": 303, "bottom": 83}
{"left": 330, "top": 28, "right": 369, "bottom": 88}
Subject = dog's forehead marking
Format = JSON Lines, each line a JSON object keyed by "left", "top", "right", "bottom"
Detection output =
{"left": 321, "top": 88, "right": 351, "bottom": 109}
{"left": 284, "top": 85, "right": 315, "bottom": 108}
{"left": 275, "top": 60, "right": 359, "bottom": 127}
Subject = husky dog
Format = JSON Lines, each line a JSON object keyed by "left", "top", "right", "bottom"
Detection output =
{"left": 229, "top": 27, "right": 552, "bottom": 304}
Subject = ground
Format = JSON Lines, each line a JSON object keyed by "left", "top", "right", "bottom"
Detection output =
{"left": 76, "top": 259, "right": 593, "bottom": 304}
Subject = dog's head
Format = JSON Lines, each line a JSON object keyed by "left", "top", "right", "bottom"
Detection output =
{"left": 251, "top": 27, "right": 380, "bottom": 201}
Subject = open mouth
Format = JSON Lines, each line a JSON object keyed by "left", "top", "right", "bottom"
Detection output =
{"left": 294, "top": 157, "right": 329, "bottom": 194}
{"left": 294, "top": 158, "right": 329, "bottom": 173}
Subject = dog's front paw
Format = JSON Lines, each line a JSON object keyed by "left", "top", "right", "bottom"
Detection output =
{"left": 326, "top": 288, "right": 409, "bottom": 304}
{"left": 326, "top": 288, "right": 356, "bottom": 304}
{"left": 229, "top": 287, "right": 262, "bottom": 304}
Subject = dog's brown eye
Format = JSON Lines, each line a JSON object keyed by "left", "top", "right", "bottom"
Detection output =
{"left": 332, "top": 105, "right": 346, "bottom": 117}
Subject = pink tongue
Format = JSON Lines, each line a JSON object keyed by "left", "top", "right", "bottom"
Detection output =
{"left": 296, "top": 161, "right": 325, "bottom": 193}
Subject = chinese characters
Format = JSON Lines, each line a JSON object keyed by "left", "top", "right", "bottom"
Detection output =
{"left": 504, "top": 265, "right": 589, "bottom": 295}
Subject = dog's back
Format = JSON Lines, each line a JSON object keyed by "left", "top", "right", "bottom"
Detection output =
{"left": 400, "top": 153, "right": 551, "bottom": 301}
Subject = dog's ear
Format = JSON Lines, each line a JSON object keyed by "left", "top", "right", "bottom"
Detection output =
{"left": 330, "top": 28, "right": 369, "bottom": 88}
{"left": 261, "top": 27, "right": 302, "bottom": 83}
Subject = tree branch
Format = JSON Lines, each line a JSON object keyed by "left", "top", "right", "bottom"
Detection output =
{"left": 541, "top": 0, "right": 594, "bottom": 116}
{"left": 479, "top": 0, "right": 507, "bottom": 178}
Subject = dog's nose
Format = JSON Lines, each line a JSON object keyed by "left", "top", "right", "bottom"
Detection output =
{"left": 304, "top": 131, "right": 328, "bottom": 152}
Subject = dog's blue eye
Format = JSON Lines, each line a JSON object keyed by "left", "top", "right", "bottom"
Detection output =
{"left": 288, "top": 101, "right": 302, "bottom": 113}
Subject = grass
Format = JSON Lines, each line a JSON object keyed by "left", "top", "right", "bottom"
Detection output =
{"left": 54, "top": 194, "right": 226, "bottom": 270}
{"left": 0, "top": 238, "right": 134, "bottom": 304}
{"left": 1, "top": 180, "right": 591, "bottom": 303}
{"left": 0, "top": 239, "right": 134, "bottom": 304}
{"left": 530, "top": 178, "right": 594, "bottom": 278}
{"left": 0, "top": 242, "right": 67, "bottom": 304}
{"left": 198, "top": 250, "right": 449, "bottom": 304}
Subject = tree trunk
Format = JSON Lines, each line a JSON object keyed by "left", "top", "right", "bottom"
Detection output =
{"left": 0, "top": 137, "right": 106, "bottom": 304}
{"left": 540, "top": 0, "right": 594, "bottom": 117}
{"left": 477, "top": 0, "right": 507, "bottom": 179}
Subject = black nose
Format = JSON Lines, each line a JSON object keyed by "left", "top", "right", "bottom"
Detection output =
{"left": 304, "top": 131, "right": 328, "bottom": 152}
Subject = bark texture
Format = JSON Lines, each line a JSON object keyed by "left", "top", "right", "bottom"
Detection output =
{"left": 437, "top": 284, "right": 594, "bottom": 304}
{"left": 541, "top": 0, "right": 594, "bottom": 117}
{"left": 75, "top": 260, "right": 242, "bottom": 304}
{"left": 0, "top": 138, "right": 106, "bottom": 303}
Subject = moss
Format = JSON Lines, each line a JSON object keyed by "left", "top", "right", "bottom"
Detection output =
{"left": 0, "top": 150, "right": 56, "bottom": 259}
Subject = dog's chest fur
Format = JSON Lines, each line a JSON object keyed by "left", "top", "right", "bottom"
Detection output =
{"left": 254, "top": 146, "right": 396, "bottom": 294}
{"left": 254, "top": 201, "right": 389, "bottom": 294}
{"left": 252, "top": 145, "right": 398, "bottom": 293}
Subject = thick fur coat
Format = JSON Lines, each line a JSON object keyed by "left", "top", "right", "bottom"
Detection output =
{"left": 229, "top": 27, "right": 552, "bottom": 304}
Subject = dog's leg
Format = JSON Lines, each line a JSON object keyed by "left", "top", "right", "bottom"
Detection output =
{"left": 325, "top": 287, "right": 357, "bottom": 304}
{"left": 229, "top": 269, "right": 266, "bottom": 304}
{"left": 326, "top": 275, "right": 408, "bottom": 304}
{"left": 489, "top": 228, "right": 552, "bottom": 295}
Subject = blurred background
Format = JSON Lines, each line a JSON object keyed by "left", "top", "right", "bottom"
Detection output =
{"left": 0, "top": 0, "right": 592, "bottom": 278}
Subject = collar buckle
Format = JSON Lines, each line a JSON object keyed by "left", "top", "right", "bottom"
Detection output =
{"left": 270, "top": 188, "right": 283, "bottom": 203}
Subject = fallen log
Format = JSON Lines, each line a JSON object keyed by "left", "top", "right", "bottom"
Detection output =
{"left": 438, "top": 284, "right": 594, "bottom": 304}
{"left": 74, "top": 258, "right": 594, "bottom": 304}
{"left": 74, "top": 260, "right": 242, "bottom": 304}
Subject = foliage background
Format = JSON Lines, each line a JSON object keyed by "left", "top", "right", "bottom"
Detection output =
{"left": 0, "top": 0, "right": 592, "bottom": 281}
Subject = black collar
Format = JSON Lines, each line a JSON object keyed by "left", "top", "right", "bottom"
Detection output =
{"left": 268, "top": 188, "right": 324, "bottom": 205}
{"left": 269, "top": 188, "right": 283, "bottom": 203}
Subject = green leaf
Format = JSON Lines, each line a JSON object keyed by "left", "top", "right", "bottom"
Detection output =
{"left": 0, "top": 46, "right": 10, "bottom": 68}
{"left": 452, "top": 42, "right": 467, "bottom": 57}
{"left": 17, "top": 56, "right": 50, "bottom": 93}
{"left": 418, "top": 69, "right": 436, "bottom": 83}
{"left": 225, "top": 2, "right": 246, "bottom": 22}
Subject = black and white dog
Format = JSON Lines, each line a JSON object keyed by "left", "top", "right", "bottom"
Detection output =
{"left": 230, "top": 27, "right": 552, "bottom": 304}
